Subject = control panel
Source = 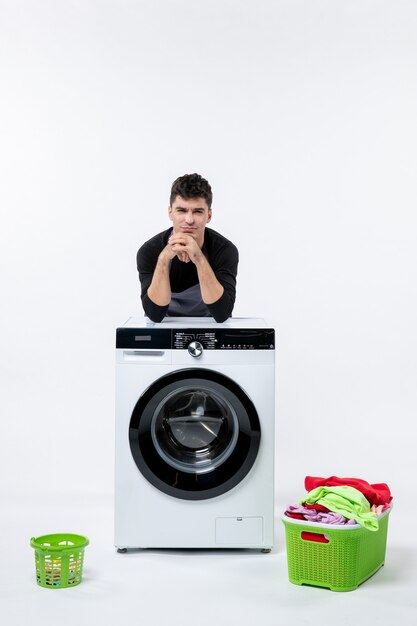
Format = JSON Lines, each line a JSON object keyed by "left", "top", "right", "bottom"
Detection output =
{"left": 116, "top": 328, "right": 275, "bottom": 350}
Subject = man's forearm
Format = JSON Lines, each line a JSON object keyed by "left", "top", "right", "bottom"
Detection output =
{"left": 147, "top": 254, "right": 171, "bottom": 306}
{"left": 195, "top": 255, "right": 224, "bottom": 304}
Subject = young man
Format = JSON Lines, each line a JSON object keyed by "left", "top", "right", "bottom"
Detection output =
{"left": 137, "top": 173, "right": 239, "bottom": 322}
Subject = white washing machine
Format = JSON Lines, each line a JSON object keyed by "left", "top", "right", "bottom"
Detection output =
{"left": 115, "top": 317, "right": 275, "bottom": 551}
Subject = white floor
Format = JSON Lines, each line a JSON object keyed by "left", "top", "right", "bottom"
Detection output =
{"left": 2, "top": 491, "right": 416, "bottom": 626}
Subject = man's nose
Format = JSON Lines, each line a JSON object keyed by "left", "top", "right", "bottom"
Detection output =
{"left": 185, "top": 211, "right": 194, "bottom": 223}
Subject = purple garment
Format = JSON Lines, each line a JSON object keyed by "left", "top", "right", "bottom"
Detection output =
{"left": 285, "top": 505, "right": 357, "bottom": 525}
{"left": 316, "top": 511, "right": 357, "bottom": 525}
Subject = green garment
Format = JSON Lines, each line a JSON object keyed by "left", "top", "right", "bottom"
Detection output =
{"left": 302, "top": 485, "right": 379, "bottom": 531}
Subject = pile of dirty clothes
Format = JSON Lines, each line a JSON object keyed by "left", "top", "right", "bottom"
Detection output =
{"left": 284, "top": 476, "right": 392, "bottom": 531}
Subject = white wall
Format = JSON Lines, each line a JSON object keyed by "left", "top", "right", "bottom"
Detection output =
{"left": 1, "top": 0, "right": 416, "bottom": 503}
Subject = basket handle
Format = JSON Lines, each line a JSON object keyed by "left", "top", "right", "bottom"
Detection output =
{"left": 301, "top": 531, "right": 330, "bottom": 544}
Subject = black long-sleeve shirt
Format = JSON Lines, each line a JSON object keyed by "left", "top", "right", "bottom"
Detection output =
{"left": 137, "top": 227, "right": 239, "bottom": 323}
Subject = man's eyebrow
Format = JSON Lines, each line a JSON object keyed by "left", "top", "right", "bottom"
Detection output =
{"left": 175, "top": 206, "right": 205, "bottom": 211}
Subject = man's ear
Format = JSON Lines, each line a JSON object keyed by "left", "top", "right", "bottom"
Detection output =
{"left": 168, "top": 206, "right": 173, "bottom": 221}
{"left": 207, "top": 210, "right": 212, "bottom": 223}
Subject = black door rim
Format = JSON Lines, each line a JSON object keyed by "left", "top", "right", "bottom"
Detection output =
{"left": 129, "top": 368, "right": 261, "bottom": 500}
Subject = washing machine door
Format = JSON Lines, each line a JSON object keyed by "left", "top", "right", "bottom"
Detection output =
{"left": 129, "top": 368, "right": 261, "bottom": 500}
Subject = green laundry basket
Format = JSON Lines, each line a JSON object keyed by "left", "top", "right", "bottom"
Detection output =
{"left": 282, "top": 507, "right": 391, "bottom": 591}
{"left": 30, "top": 533, "right": 89, "bottom": 588}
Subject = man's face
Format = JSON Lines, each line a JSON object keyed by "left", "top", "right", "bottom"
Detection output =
{"left": 168, "top": 195, "right": 212, "bottom": 247}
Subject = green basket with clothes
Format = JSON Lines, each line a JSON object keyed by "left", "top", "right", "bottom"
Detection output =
{"left": 30, "top": 533, "right": 89, "bottom": 588}
{"left": 282, "top": 507, "right": 391, "bottom": 591}
{"left": 282, "top": 478, "right": 393, "bottom": 591}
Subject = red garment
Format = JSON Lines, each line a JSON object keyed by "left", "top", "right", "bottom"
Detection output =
{"left": 285, "top": 512, "right": 305, "bottom": 520}
{"left": 304, "top": 475, "right": 392, "bottom": 506}
{"left": 302, "top": 503, "right": 330, "bottom": 513}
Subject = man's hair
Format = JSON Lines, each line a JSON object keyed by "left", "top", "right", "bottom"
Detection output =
{"left": 170, "top": 173, "right": 213, "bottom": 209}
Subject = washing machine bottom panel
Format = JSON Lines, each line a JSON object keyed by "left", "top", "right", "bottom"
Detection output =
{"left": 115, "top": 523, "right": 273, "bottom": 550}
{"left": 114, "top": 461, "right": 274, "bottom": 549}
{"left": 115, "top": 505, "right": 274, "bottom": 550}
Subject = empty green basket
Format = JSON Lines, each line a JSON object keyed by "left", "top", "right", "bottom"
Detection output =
{"left": 30, "top": 533, "right": 89, "bottom": 589}
{"left": 282, "top": 508, "right": 391, "bottom": 592}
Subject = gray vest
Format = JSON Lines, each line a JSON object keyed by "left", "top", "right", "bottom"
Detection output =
{"left": 168, "top": 283, "right": 211, "bottom": 317}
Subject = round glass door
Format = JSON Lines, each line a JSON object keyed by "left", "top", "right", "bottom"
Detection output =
{"left": 129, "top": 369, "right": 261, "bottom": 500}
{"left": 152, "top": 386, "right": 239, "bottom": 474}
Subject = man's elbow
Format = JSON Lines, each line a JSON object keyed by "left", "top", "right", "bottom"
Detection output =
{"left": 207, "top": 294, "right": 235, "bottom": 323}
{"left": 212, "top": 312, "right": 231, "bottom": 323}
{"left": 142, "top": 295, "right": 168, "bottom": 323}
{"left": 146, "top": 311, "right": 166, "bottom": 323}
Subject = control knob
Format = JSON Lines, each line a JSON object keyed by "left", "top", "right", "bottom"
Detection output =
{"left": 188, "top": 341, "right": 203, "bottom": 358}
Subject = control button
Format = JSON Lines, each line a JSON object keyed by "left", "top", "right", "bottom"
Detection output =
{"left": 188, "top": 341, "right": 203, "bottom": 358}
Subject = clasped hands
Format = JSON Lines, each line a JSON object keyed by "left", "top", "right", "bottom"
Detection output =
{"left": 164, "top": 233, "right": 203, "bottom": 264}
